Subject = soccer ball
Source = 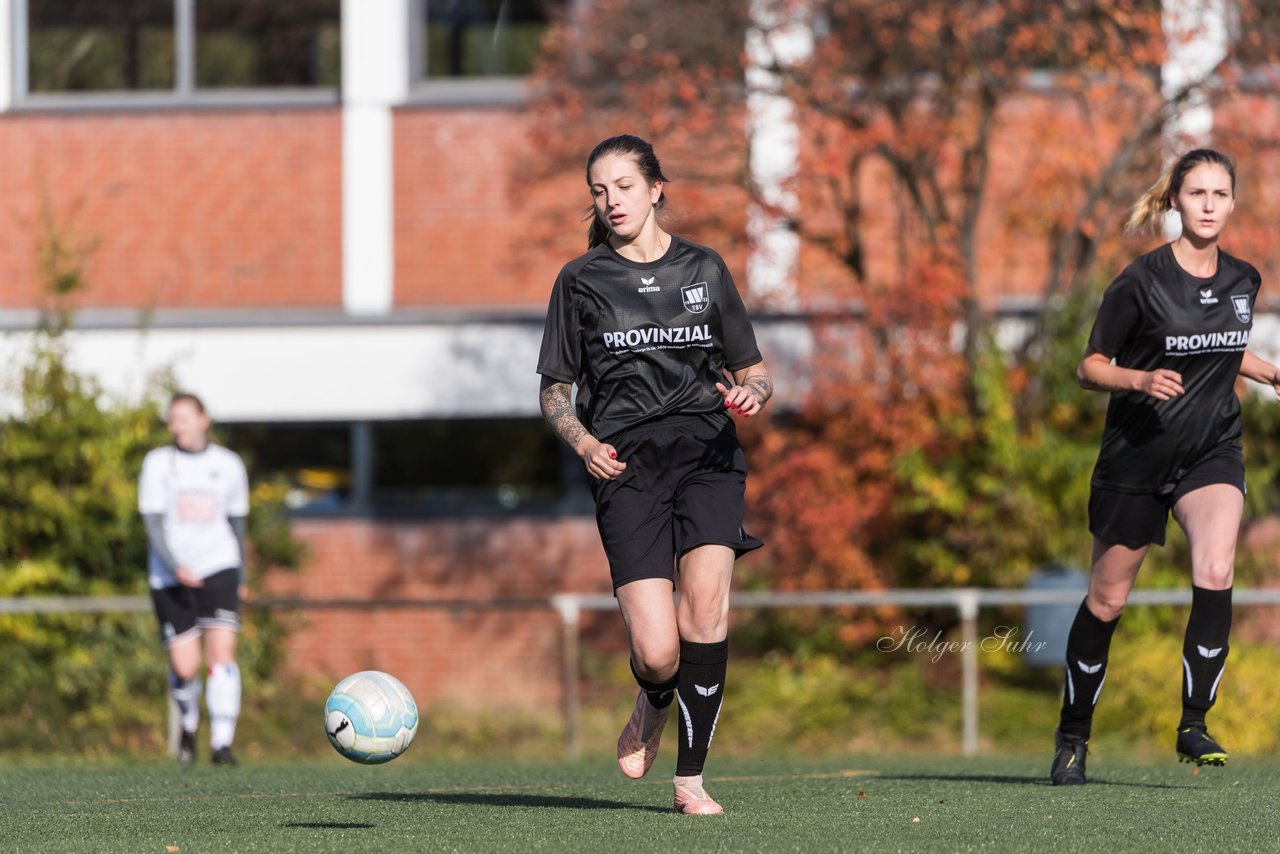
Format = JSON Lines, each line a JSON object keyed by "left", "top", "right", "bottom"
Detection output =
{"left": 324, "top": 671, "right": 419, "bottom": 764}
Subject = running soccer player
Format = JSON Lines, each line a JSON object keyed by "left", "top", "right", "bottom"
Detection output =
{"left": 1051, "top": 149, "right": 1280, "bottom": 785}
{"left": 537, "top": 134, "right": 772, "bottom": 815}
{"left": 139, "top": 392, "right": 250, "bottom": 768}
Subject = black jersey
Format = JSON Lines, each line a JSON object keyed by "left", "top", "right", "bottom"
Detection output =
{"left": 537, "top": 236, "right": 763, "bottom": 442}
{"left": 1087, "top": 243, "right": 1260, "bottom": 494}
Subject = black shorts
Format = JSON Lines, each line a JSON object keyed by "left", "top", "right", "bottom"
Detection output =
{"left": 592, "top": 413, "right": 764, "bottom": 591}
{"left": 1089, "top": 451, "right": 1245, "bottom": 548}
{"left": 150, "top": 567, "right": 241, "bottom": 647}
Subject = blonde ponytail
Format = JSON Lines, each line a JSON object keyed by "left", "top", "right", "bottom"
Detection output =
{"left": 1124, "top": 165, "right": 1176, "bottom": 235}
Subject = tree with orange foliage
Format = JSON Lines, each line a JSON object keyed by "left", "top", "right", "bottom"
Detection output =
{"left": 526, "top": 1, "right": 1280, "bottom": 614}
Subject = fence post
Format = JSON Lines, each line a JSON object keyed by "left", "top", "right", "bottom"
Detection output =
{"left": 168, "top": 695, "right": 180, "bottom": 757}
{"left": 959, "top": 588, "right": 979, "bottom": 757}
{"left": 551, "top": 594, "right": 582, "bottom": 759}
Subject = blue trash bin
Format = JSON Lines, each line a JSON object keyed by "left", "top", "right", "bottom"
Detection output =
{"left": 1023, "top": 563, "right": 1088, "bottom": 667}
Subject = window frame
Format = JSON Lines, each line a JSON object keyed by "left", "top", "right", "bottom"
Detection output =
{"left": 405, "top": 0, "right": 564, "bottom": 107}
{"left": 221, "top": 417, "right": 593, "bottom": 520}
{"left": 10, "top": 0, "right": 340, "bottom": 111}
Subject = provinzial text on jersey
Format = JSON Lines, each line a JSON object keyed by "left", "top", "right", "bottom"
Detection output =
{"left": 1165, "top": 329, "right": 1250, "bottom": 355}
{"left": 603, "top": 324, "right": 713, "bottom": 350}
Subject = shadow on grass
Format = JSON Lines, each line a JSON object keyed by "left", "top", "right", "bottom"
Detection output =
{"left": 352, "top": 791, "right": 670, "bottom": 813}
{"left": 874, "top": 773, "right": 1194, "bottom": 789}
{"left": 282, "top": 822, "right": 376, "bottom": 829}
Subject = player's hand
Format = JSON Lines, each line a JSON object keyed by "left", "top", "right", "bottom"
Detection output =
{"left": 1139, "top": 369, "right": 1184, "bottom": 401}
{"left": 576, "top": 435, "right": 627, "bottom": 481}
{"left": 176, "top": 566, "right": 204, "bottom": 588}
{"left": 716, "top": 381, "right": 763, "bottom": 417}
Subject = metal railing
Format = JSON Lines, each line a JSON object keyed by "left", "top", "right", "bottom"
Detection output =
{"left": 6, "top": 587, "right": 1280, "bottom": 757}
{"left": 551, "top": 587, "right": 1280, "bottom": 757}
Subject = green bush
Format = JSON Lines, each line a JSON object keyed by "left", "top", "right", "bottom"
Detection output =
{"left": 0, "top": 332, "right": 303, "bottom": 755}
{"left": 0, "top": 345, "right": 160, "bottom": 584}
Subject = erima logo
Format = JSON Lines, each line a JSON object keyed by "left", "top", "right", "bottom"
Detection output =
{"left": 1199, "top": 288, "right": 1219, "bottom": 305}
{"left": 695, "top": 684, "right": 720, "bottom": 697}
{"left": 682, "top": 282, "right": 710, "bottom": 313}
{"left": 602, "top": 324, "right": 712, "bottom": 349}
{"left": 1197, "top": 645, "right": 1224, "bottom": 658}
{"left": 1076, "top": 661, "right": 1103, "bottom": 675}
{"left": 1165, "top": 330, "right": 1250, "bottom": 354}
{"left": 1232, "top": 294, "right": 1252, "bottom": 323}
{"left": 638, "top": 275, "right": 660, "bottom": 294}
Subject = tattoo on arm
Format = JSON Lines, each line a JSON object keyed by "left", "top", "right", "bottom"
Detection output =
{"left": 744, "top": 373, "right": 773, "bottom": 405}
{"left": 539, "top": 381, "right": 589, "bottom": 451}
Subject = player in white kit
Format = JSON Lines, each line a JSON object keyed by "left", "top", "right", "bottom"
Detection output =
{"left": 139, "top": 392, "right": 249, "bottom": 767}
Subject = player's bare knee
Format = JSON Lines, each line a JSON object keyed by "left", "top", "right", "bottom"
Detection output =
{"left": 631, "top": 645, "right": 679, "bottom": 682}
{"left": 677, "top": 606, "right": 728, "bottom": 643}
{"left": 1086, "top": 592, "right": 1126, "bottom": 623}
{"left": 1194, "top": 560, "right": 1234, "bottom": 590}
{"left": 170, "top": 659, "right": 200, "bottom": 682}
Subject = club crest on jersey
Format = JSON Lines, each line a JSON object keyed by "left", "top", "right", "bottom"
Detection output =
{"left": 1231, "top": 293, "right": 1252, "bottom": 323}
{"left": 1199, "top": 288, "right": 1218, "bottom": 305}
{"left": 681, "top": 282, "right": 710, "bottom": 313}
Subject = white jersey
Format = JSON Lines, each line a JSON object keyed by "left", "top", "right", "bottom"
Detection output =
{"left": 138, "top": 444, "right": 249, "bottom": 589}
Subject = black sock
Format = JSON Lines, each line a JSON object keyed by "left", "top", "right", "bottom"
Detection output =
{"left": 630, "top": 659, "right": 677, "bottom": 710}
{"left": 674, "top": 639, "right": 727, "bottom": 777}
{"left": 1179, "top": 586, "right": 1232, "bottom": 730}
{"left": 1059, "top": 599, "right": 1121, "bottom": 740}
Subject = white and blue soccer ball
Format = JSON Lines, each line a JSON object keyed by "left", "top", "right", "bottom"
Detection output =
{"left": 324, "top": 671, "right": 420, "bottom": 764}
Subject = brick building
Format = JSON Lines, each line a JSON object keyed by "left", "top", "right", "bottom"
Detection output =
{"left": 1, "top": 2, "right": 1277, "bottom": 713}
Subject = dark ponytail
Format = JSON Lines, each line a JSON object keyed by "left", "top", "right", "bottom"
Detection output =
{"left": 583, "top": 134, "right": 670, "bottom": 249}
{"left": 587, "top": 217, "right": 613, "bottom": 250}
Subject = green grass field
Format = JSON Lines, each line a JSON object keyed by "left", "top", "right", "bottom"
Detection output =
{"left": 2, "top": 751, "right": 1277, "bottom": 853}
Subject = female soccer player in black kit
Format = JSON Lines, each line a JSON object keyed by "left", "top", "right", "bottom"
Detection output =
{"left": 538, "top": 134, "right": 772, "bottom": 814}
{"left": 1051, "top": 149, "right": 1280, "bottom": 786}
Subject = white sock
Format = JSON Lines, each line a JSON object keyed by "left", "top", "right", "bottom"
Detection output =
{"left": 170, "top": 671, "right": 202, "bottom": 734}
{"left": 206, "top": 663, "right": 241, "bottom": 750}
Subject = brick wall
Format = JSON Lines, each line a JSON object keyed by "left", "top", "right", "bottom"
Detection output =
{"left": 5, "top": 94, "right": 1280, "bottom": 313}
{"left": 393, "top": 105, "right": 582, "bottom": 309}
{"left": 0, "top": 109, "right": 342, "bottom": 309}
{"left": 263, "top": 517, "right": 615, "bottom": 708}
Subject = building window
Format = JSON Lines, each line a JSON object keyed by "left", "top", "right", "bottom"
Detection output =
{"left": 421, "top": 0, "right": 562, "bottom": 78}
{"left": 27, "top": 0, "right": 176, "bottom": 92}
{"left": 194, "top": 0, "right": 340, "bottom": 88}
{"left": 370, "top": 418, "right": 566, "bottom": 511}
{"left": 18, "top": 0, "right": 340, "bottom": 99}
{"left": 221, "top": 422, "right": 353, "bottom": 512}
{"left": 221, "top": 418, "right": 588, "bottom": 517}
